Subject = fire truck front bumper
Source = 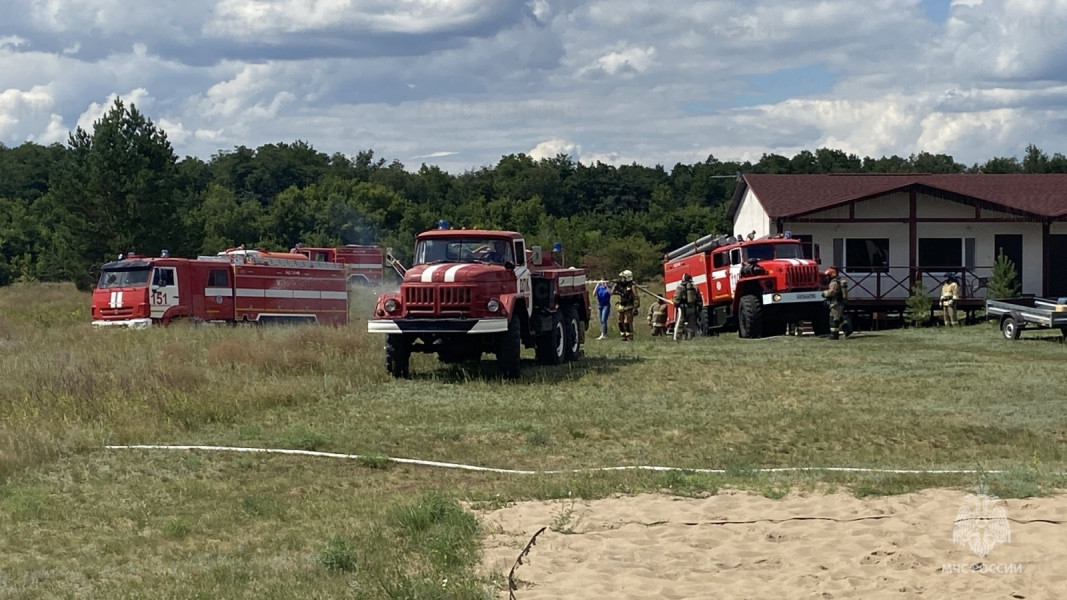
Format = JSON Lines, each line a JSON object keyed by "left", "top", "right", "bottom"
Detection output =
{"left": 763, "top": 291, "right": 824, "bottom": 305}
{"left": 92, "top": 318, "right": 153, "bottom": 329}
{"left": 368, "top": 318, "right": 509, "bottom": 334}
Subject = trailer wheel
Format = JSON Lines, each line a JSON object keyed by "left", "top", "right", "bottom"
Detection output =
{"left": 385, "top": 334, "right": 411, "bottom": 378}
{"left": 738, "top": 294, "right": 763, "bottom": 339}
{"left": 563, "top": 304, "right": 581, "bottom": 362}
{"left": 535, "top": 311, "right": 564, "bottom": 365}
{"left": 496, "top": 316, "right": 522, "bottom": 379}
{"left": 1001, "top": 316, "right": 1022, "bottom": 340}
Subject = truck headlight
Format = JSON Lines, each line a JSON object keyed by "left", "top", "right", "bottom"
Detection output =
{"left": 487, "top": 299, "right": 500, "bottom": 313}
{"left": 384, "top": 298, "right": 399, "bottom": 313}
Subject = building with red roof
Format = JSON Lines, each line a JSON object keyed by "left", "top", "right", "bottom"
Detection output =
{"left": 726, "top": 174, "right": 1067, "bottom": 312}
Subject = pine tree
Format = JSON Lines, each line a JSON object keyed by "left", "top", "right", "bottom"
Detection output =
{"left": 986, "top": 250, "right": 1021, "bottom": 299}
{"left": 904, "top": 280, "right": 931, "bottom": 327}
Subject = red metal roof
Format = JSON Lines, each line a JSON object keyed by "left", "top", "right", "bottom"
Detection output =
{"left": 733, "top": 174, "right": 1067, "bottom": 219}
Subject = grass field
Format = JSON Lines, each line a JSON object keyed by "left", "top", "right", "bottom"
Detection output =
{"left": 1, "top": 282, "right": 1066, "bottom": 598}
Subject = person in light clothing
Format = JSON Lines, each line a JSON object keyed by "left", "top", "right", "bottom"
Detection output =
{"left": 941, "top": 274, "right": 961, "bottom": 327}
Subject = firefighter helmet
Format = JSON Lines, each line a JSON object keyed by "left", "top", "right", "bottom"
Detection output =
{"left": 619, "top": 269, "right": 633, "bottom": 281}
{"left": 682, "top": 273, "right": 693, "bottom": 282}
{"left": 825, "top": 267, "right": 837, "bottom": 278}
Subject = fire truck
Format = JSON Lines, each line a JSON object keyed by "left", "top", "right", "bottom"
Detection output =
{"left": 368, "top": 229, "right": 590, "bottom": 378}
{"left": 663, "top": 233, "right": 827, "bottom": 338}
{"left": 294, "top": 245, "right": 386, "bottom": 286}
{"left": 91, "top": 249, "right": 349, "bottom": 327}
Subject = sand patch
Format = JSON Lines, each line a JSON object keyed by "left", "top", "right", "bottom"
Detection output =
{"left": 480, "top": 489, "right": 1065, "bottom": 599}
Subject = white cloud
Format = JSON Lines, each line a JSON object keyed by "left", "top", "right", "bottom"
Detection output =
{"left": 529, "top": 139, "right": 579, "bottom": 160}
{"left": 0, "top": 0, "right": 1065, "bottom": 171}
{"left": 591, "top": 46, "right": 655, "bottom": 77}
{"left": 0, "top": 85, "right": 55, "bottom": 140}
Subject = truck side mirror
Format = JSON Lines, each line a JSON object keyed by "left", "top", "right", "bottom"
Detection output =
{"left": 531, "top": 246, "right": 542, "bottom": 265}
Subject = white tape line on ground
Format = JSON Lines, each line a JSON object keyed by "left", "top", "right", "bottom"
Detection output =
{"left": 104, "top": 445, "right": 1017, "bottom": 476}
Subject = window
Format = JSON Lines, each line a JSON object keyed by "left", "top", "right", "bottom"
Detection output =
{"left": 729, "top": 248, "right": 742, "bottom": 265}
{"left": 836, "top": 238, "right": 889, "bottom": 273}
{"left": 152, "top": 268, "right": 175, "bottom": 287}
{"left": 513, "top": 241, "right": 525, "bottom": 266}
{"left": 794, "top": 234, "right": 819, "bottom": 262}
{"left": 312, "top": 251, "right": 329, "bottom": 262}
{"left": 97, "top": 268, "right": 150, "bottom": 289}
{"left": 918, "top": 238, "right": 974, "bottom": 269}
{"left": 208, "top": 269, "right": 229, "bottom": 287}
{"left": 712, "top": 251, "right": 728, "bottom": 268}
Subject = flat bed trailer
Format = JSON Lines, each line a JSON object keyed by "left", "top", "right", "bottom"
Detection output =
{"left": 985, "top": 297, "right": 1067, "bottom": 339}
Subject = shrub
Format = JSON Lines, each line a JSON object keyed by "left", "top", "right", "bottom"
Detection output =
{"left": 986, "top": 250, "right": 1021, "bottom": 299}
{"left": 904, "top": 280, "right": 931, "bottom": 327}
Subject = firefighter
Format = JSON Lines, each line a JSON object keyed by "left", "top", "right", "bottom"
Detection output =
{"left": 822, "top": 267, "right": 847, "bottom": 340}
{"left": 290, "top": 242, "right": 303, "bottom": 254}
{"left": 647, "top": 297, "right": 668, "bottom": 336}
{"left": 673, "top": 272, "right": 703, "bottom": 341}
{"left": 940, "top": 273, "right": 961, "bottom": 327}
{"left": 612, "top": 270, "right": 639, "bottom": 341}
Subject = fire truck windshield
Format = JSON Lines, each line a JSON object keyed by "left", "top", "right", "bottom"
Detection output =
{"left": 414, "top": 238, "right": 514, "bottom": 265}
{"left": 97, "top": 268, "right": 151, "bottom": 289}
{"left": 743, "top": 243, "right": 804, "bottom": 261}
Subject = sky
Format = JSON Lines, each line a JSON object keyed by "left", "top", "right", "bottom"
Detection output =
{"left": 2, "top": 0, "right": 1067, "bottom": 172}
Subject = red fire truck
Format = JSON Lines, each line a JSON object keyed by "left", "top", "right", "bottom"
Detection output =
{"left": 91, "top": 249, "right": 349, "bottom": 327}
{"left": 295, "top": 245, "right": 386, "bottom": 286}
{"left": 663, "top": 233, "right": 827, "bottom": 338}
{"left": 368, "top": 229, "right": 590, "bottom": 378}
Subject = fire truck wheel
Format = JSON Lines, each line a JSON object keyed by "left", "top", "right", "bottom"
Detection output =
{"left": 738, "top": 294, "right": 764, "bottom": 339}
{"left": 496, "top": 316, "right": 522, "bottom": 379}
{"left": 563, "top": 304, "right": 581, "bottom": 362}
{"left": 812, "top": 310, "right": 831, "bottom": 336}
{"left": 535, "top": 311, "right": 564, "bottom": 365}
{"left": 385, "top": 334, "right": 411, "bottom": 378}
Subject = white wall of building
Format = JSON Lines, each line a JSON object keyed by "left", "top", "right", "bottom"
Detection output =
{"left": 764, "top": 191, "right": 1045, "bottom": 299}
{"left": 733, "top": 189, "right": 773, "bottom": 239}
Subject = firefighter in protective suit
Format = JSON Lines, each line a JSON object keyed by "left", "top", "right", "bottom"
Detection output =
{"left": 940, "top": 273, "right": 961, "bottom": 327}
{"left": 647, "top": 297, "right": 668, "bottom": 336}
{"left": 822, "top": 267, "right": 848, "bottom": 340}
{"left": 673, "top": 273, "right": 703, "bottom": 341}
{"left": 612, "top": 270, "right": 639, "bottom": 341}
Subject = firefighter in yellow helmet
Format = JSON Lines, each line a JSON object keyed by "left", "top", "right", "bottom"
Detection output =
{"left": 822, "top": 267, "right": 847, "bottom": 339}
{"left": 612, "top": 269, "right": 639, "bottom": 341}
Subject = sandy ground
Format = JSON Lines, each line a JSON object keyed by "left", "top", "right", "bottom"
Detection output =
{"left": 479, "top": 489, "right": 1065, "bottom": 599}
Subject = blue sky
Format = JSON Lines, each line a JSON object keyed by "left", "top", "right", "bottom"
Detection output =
{"left": 2, "top": 0, "right": 1067, "bottom": 171}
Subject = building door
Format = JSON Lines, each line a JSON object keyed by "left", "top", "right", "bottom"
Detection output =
{"left": 993, "top": 234, "right": 1023, "bottom": 294}
{"left": 1048, "top": 236, "right": 1067, "bottom": 298}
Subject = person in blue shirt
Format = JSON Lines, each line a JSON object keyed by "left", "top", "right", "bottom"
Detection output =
{"left": 595, "top": 280, "right": 612, "bottom": 340}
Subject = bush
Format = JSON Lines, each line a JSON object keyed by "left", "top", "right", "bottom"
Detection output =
{"left": 986, "top": 250, "right": 1021, "bottom": 299}
{"left": 904, "top": 280, "right": 931, "bottom": 327}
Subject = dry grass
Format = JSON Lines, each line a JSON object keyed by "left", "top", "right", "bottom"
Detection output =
{"left": 2, "top": 282, "right": 1066, "bottom": 598}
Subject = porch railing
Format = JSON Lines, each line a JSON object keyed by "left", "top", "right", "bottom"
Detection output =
{"left": 840, "top": 266, "right": 991, "bottom": 303}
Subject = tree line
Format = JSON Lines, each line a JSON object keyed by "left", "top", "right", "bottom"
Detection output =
{"left": 2, "top": 99, "right": 1066, "bottom": 289}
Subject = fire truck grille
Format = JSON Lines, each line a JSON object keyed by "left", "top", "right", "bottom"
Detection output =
{"left": 786, "top": 265, "right": 818, "bottom": 288}
{"left": 404, "top": 286, "right": 472, "bottom": 312}
{"left": 99, "top": 307, "right": 135, "bottom": 318}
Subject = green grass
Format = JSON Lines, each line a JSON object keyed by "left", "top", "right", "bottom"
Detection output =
{"left": 2, "top": 282, "right": 1067, "bottom": 598}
